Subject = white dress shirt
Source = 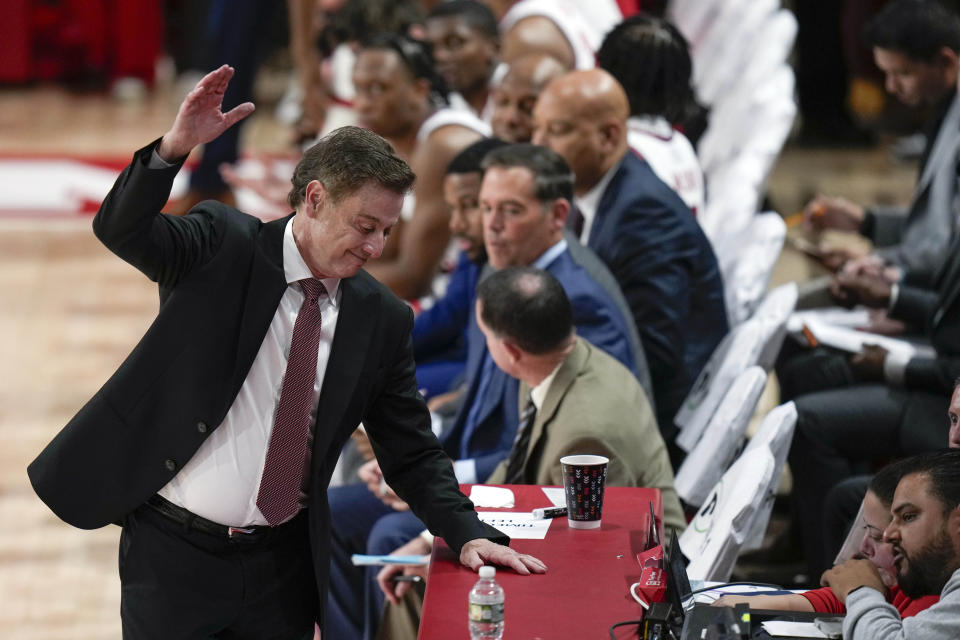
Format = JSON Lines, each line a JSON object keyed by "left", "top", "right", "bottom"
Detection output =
{"left": 573, "top": 163, "right": 618, "bottom": 244}
{"left": 158, "top": 219, "right": 342, "bottom": 526}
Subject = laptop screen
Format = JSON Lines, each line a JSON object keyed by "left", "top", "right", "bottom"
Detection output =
{"left": 665, "top": 529, "right": 693, "bottom": 620}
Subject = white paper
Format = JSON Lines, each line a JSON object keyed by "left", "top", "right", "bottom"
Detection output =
{"left": 799, "top": 317, "right": 935, "bottom": 360}
{"left": 469, "top": 485, "right": 515, "bottom": 508}
{"left": 477, "top": 512, "right": 553, "bottom": 539}
{"left": 541, "top": 487, "right": 567, "bottom": 508}
{"left": 760, "top": 621, "right": 830, "bottom": 638}
{"left": 788, "top": 307, "right": 871, "bottom": 332}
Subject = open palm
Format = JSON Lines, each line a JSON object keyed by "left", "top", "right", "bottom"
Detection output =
{"left": 159, "top": 65, "right": 255, "bottom": 161}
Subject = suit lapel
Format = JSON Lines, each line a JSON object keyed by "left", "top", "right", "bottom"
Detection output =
{"left": 915, "top": 94, "right": 960, "bottom": 199}
{"left": 314, "top": 275, "right": 378, "bottom": 439}
{"left": 590, "top": 155, "right": 631, "bottom": 248}
{"left": 230, "top": 214, "right": 291, "bottom": 399}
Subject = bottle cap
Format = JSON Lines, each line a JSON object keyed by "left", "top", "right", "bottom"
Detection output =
{"left": 479, "top": 566, "right": 495, "bottom": 578}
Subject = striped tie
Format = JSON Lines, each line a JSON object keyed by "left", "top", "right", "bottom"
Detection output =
{"left": 503, "top": 396, "right": 537, "bottom": 484}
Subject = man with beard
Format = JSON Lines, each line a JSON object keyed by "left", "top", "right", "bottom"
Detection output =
{"left": 822, "top": 449, "right": 960, "bottom": 639}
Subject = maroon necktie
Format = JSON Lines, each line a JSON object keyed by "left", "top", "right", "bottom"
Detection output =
{"left": 256, "top": 278, "right": 326, "bottom": 525}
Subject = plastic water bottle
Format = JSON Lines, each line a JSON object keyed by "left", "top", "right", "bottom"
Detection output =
{"left": 468, "top": 566, "right": 504, "bottom": 639}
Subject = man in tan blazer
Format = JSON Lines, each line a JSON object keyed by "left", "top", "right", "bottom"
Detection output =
{"left": 478, "top": 266, "right": 685, "bottom": 534}
{"left": 374, "top": 266, "right": 684, "bottom": 636}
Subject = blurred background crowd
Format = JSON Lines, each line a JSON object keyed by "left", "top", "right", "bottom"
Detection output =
{"left": 5, "top": 0, "right": 960, "bottom": 638}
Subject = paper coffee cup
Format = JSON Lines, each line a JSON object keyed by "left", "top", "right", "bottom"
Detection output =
{"left": 560, "top": 454, "right": 609, "bottom": 529}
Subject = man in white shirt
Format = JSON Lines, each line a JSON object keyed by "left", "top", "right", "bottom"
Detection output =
{"left": 27, "top": 65, "right": 544, "bottom": 640}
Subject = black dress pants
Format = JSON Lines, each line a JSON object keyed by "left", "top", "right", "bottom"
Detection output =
{"left": 119, "top": 503, "right": 317, "bottom": 640}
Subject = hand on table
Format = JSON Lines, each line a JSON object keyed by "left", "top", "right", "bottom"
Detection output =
{"left": 459, "top": 538, "right": 547, "bottom": 575}
{"left": 821, "top": 558, "right": 887, "bottom": 602}
{"left": 159, "top": 65, "right": 255, "bottom": 162}
{"left": 377, "top": 536, "right": 433, "bottom": 605}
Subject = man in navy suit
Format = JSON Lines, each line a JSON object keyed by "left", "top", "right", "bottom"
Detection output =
{"left": 326, "top": 143, "right": 641, "bottom": 639}
{"left": 533, "top": 68, "right": 728, "bottom": 441}
{"left": 27, "top": 67, "right": 545, "bottom": 640}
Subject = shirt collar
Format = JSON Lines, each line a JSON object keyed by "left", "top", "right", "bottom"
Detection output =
{"left": 529, "top": 360, "right": 564, "bottom": 411}
{"left": 573, "top": 160, "right": 619, "bottom": 240}
{"left": 532, "top": 238, "right": 567, "bottom": 270}
{"left": 283, "top": 218, "right": 341, "bottom": 306}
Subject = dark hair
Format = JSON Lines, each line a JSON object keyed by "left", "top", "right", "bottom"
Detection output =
{"left": 446, "top": 137, "right": 509, "bottom": 175}
{"left": 288, "top": 126, "right": 416, "bottom": 208}
{"left": 895, "top": 449, "right": 960, "bottom": 515}
{"left": 477, "top": 267, "right": 573, "bottom": 354}
{"left": 863, "top": 0, "right": 960, "bottom": 61}
{"left": 323, "top": 0, "right": 425, "bottom": 53}
{"left": 597, "top": 14, "right": 694, "bottom": 124}
{"left": 359, "top": 32, "right": 451, "bottom": 106}
{"left": 869, "top": 458, "right": 913, "bottom": 506}
{"left": 480, "top": 143, "right": 574, "bottom": 203}
{"left": 427, "top": 0, "right": 499, "bottom": 39}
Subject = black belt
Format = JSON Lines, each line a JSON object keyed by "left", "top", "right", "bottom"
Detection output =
{"left": 146, "top": 494, "right": 293, "bottom": 541}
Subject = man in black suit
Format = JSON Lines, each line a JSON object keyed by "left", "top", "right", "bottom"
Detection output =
{"left": 27, "top": 65, "right": 544, "bottom": 639}
{"left": 783, "top": 232, "right": 960, "bottom": 580}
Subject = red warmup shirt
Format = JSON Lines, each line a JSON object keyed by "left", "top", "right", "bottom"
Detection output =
{"left": 801, "top": 585, "right": 939, "bottom": 617}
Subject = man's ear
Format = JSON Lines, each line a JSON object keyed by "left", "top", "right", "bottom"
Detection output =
{"left": 502, "top": 339, "right": 523, "bottom": 366}
{"left": 937, "top": 45, "right": 959, "bottom": 75}
{"left": 304, "top": 180, "right": 327, "bottom": 215}
{"left": 947, "top": 504, "right": 960, "bottom": 552}
{"left": 598, "top": 119, "right": 624, "bottom": 153}
{"left": 412, "top": 77, "right": 432, "bottom": 106}
{"left": 550, "top": 198, "right": 570, "bottom": 229}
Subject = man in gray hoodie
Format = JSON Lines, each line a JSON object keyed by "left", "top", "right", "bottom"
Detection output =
{"left": 821, "top": 449, "right": 960, "bottom": 639}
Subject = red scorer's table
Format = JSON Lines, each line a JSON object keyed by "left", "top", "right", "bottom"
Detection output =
{"left": 417, "top": 485, "right": 662, "bottom": 639}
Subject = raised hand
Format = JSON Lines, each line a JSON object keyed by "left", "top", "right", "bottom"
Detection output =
{"left": 158, "top": 65, "right": 256, "bottom": 162}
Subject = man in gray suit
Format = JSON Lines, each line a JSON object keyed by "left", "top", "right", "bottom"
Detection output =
{"left": 804, "top": 0, "right": 960, "bottom": 276}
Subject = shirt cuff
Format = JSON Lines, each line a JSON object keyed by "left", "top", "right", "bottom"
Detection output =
{"left": 453, "top": 459, "right": 477, "bottom": 484}
{"left": 887, "top": 283, "right": 900, "bottom": 313}
{"left": 419, "top": 529, "right": 435, "bottom": 545}
{"left": 883, "top": 350, "right": 910, "bottom": 386}
{"left": 148, "top": 148, "right": 177, "bottom": 169}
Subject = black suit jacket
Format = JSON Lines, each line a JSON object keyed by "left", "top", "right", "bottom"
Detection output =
{"left": 28, "top": 141, "right": 503, "bottom": 625}
{"left": 890, "top": 233, "right": 960, "bottom": 393}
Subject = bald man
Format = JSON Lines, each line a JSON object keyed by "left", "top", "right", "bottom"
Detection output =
{"left": 490, "top": 53, "right": 567, "bottom": 143}
{"left": 533, "top": 69, "right": 728, "bottom": 445}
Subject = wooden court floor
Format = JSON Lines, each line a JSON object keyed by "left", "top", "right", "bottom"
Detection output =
{"left": 0, "top": 82, "right": 915, "bottom": 638}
